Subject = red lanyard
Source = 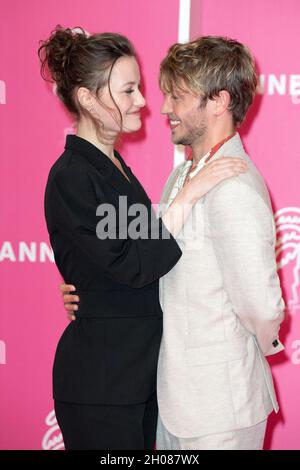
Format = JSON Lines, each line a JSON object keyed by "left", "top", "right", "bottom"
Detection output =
{"left": 187, "top": 132, "right": 236, "bottom": 164}
{"left": 204, "top": 132, "right": 236, "bottom": 164}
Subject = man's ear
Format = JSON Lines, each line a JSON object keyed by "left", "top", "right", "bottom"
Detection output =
{"left": 213, "top": 90, "right": 231, "bottom": 116}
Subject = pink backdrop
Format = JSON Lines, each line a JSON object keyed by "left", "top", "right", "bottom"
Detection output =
{"left": 0, "top": 0, "right": 299, "bottom": 450}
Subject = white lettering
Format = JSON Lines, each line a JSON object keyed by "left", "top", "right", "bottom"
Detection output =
{"left": 0, "top": 241, "right": 16, "bottom": 262}
{"left": 258, "top": 74, "right": 300, "bottom": 96}
{"left": 269, "top": 74, "right": 286, "bottom": 95}
{"left": 40, "top": 242, "right": 55, "bottom": 263}
{"left": 0, "top": 241, "right": 54, "bottom": 263}
{"left": 99, "top": 454, "right": 135, "bottom": 467}
{"left": 19, "top": 242, "right": 36, "bottom": 262}
{"left": 290, "top": 75, "right": 300, "bottom": 96}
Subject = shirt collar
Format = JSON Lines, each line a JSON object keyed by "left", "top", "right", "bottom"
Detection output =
{"left": 65, "top": 134, "right": 133, "bottom": 196}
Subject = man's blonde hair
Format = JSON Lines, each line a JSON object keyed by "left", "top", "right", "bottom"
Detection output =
{"left": 160, "top": 36, "right": 257, "bottom": 126}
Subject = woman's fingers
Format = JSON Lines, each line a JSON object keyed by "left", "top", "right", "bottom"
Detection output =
{"left": 63, "top": 294, "right": 80, "bottom": 304}
{"left": 209, "top": 161, "right": 248, "bottom": 176}
{"left": 59, "top": 284, "right": 78, "bottom": 321}
{"left": 64, "top": 302, "right": 78, "bottom": 312}
{"left": 59, "top": 283, "right": 76, "bottom": 294}
{"left": 218, "top": 165, "right": 247, "bottom": 176}
{"left": 213, "top": 167, "right": 246, "bottom": 182}
{"left": 214, "top": 156, "right": 246, "bottom": 164}
{"left": 211, "top": 161, "right": 247, "bottom": 169}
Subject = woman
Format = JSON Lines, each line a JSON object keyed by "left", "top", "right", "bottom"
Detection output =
{"left": 40, "top": 26, "right": 247, "bottom": 450}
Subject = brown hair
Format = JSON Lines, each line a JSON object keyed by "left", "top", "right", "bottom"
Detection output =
{"left": 38, "top": 25, "right": 136, "bottom": 136}
{"left": 159, "top": 36, "right": 257, "bottom": 126}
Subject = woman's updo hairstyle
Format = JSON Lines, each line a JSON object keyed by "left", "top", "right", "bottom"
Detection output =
{"left": 38, "top": 25, "right": 136, "bottom": 133}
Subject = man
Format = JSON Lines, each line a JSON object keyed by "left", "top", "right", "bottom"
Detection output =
{"left": 62, "top": 36, "right": 285, "bottom": 450}
{"left": 155, "top": 36, "right": 285, "bottom": 450}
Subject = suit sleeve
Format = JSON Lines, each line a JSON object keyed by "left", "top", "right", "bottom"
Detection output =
{"left": 206, "top": 178, "right": 285, "bottom": 355}
{"left": 47, "top": 168, "right": 181, "bottom": 288}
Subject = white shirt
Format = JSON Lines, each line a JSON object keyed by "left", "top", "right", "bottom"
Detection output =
{"left": 167, "top": 151, "right": 210, "bottom": 208}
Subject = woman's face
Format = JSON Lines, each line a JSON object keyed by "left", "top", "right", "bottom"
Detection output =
{"left": 95, "top": 56, "right": 146, "bottom": 135}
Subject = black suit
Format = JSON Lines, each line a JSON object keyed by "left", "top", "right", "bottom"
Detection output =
{"left": 44, "top": 135, "right": 181, "bottom": 449}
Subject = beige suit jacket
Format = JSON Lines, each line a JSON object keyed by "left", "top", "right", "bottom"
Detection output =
{"left": 157, "top": 133, "right": 285, "bottom": 438}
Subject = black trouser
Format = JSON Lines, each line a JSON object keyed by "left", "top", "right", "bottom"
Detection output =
{"left": 54, "top": 392, "right": 158, "bottom": 450}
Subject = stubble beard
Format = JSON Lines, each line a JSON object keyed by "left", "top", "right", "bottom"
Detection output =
{"left": 174, "top": 119, "right": 207, "bottom": 147}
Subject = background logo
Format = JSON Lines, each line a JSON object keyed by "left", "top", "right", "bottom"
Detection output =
{"left": 275, "top": 207, "right": 300, "bottom": 314}
{"left": 41, "top": 410, "right": 64, "bottom": 450}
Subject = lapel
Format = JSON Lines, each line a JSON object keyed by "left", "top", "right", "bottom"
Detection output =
{"left": 160, "top": 162, "right": 189, "bottom": 212}
{"left": 115, "top": 151, "right": 152, "bottom": 207}
{"left": 65, "top": 135, "right": 136, "bottom": 199}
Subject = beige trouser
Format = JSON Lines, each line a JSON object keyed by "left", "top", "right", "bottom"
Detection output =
{"left": 156, "top": 414, "right": 267, "bottom": 450}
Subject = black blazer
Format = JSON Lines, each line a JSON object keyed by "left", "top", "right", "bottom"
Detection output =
{"left": 44, "top": 135, "right": 181, "bottom": 405}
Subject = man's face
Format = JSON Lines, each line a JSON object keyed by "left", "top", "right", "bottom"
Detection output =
{"left": 161, "top": 86, "right": 208, "bottom": 147}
